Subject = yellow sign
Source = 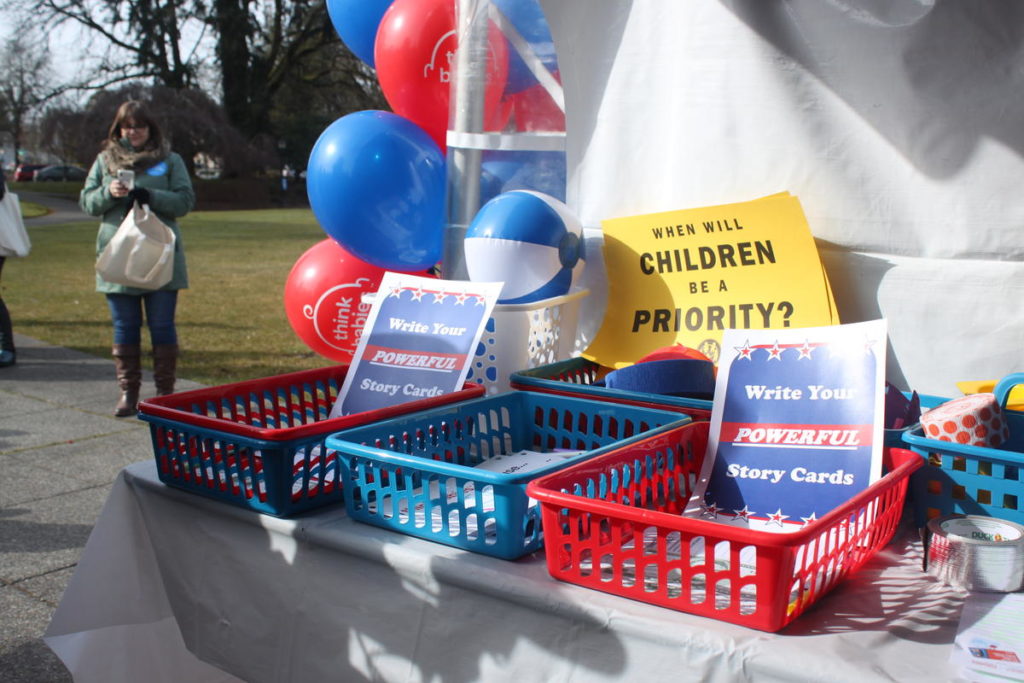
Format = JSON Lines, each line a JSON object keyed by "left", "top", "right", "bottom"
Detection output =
{"left": 957, "top": 380, "right": 1024, "bottom": 412}
{"left": 585, "top": 193, "right": 838, "bottom": 367}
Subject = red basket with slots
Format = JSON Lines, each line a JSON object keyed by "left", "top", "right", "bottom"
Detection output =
{"left": 138, "top": 365, "right": 484, "bottom": 517}
{"left": 526, "top": 421, "right": 922, "bottom": 632}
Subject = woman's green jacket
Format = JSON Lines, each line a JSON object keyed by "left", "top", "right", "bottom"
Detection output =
{"left": 80, "top": 151, "right": 195, "bottom": 294}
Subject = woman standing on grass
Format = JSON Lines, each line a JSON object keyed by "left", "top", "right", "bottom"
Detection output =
{"left": 80, "top": 100, "right": 195, "bottom": 416}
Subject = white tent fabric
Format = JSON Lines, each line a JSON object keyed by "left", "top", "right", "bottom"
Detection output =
{"left": 540, "top": 0, "right": 1023, "bottom": 396}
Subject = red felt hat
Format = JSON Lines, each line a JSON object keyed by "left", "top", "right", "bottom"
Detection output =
{"left": 636, "top": 343, "right": 713, "bottom": 365}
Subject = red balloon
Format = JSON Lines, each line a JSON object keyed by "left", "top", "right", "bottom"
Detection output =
{"left": 375, "top": 0, "right": 510, "bottom": 150}
{"left": 283, "top": 240, "right": 391, "bottom": 363}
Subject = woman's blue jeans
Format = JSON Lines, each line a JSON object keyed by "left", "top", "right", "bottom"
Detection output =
{"left": 106, "top": 291, "right": 178, "bottom": 346}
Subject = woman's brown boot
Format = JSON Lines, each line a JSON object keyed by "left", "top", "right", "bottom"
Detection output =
{"left": 112, "top": 344, "right": 142, "bottom": 417}
{"left": 153, "top": 343, "right": 178, "bottom": 396}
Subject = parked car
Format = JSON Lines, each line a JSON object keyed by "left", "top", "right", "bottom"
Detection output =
{"left": 34, "top": 165, "right": 87, "bottom": 182}
{"left": 13, "top": 163, "right": 47, "bottom": 182}
{"left": 195, "top": 167, "right": 221, "bottom": 180}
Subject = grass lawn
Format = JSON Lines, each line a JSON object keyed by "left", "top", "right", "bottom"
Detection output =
{"left": 7, "top": 208, "right": 338, "bottom": 386}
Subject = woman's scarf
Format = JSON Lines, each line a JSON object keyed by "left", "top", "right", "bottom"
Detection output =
{"left": 103, "top": 138, "right": 170, "bottom": 174}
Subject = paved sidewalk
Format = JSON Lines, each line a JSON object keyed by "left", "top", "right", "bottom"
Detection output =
{"left": 0, "top": 334, "right": 202, "bottom": 682}
{"left": 16, "top": 190, "right": 94, "bottom": 227}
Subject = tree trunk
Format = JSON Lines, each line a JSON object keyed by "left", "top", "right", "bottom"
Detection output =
{"left": 211, "top": 0, "right": 265, "bottom": 138}
{"left": 210, "top": 0, "right": 274, "bottom": 139}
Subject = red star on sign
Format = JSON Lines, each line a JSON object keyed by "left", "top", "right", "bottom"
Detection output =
{"left": 736, "top": 342, "right": 754, "bottom": 361}
{"left": 701, "top": 502, "right": 720, "bottom": 519}
{"left": 732, "top": 505, "right": 753, "bottom": 522}
{"left": 767, "top": 342, "right": 783, "bottom": 361}
{"left": 767, "top": 509, "right": 789, "bottom": 526}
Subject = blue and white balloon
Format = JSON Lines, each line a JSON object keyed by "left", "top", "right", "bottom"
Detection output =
{"left": 464, "top": 190, "right": 584, "bottom": 304}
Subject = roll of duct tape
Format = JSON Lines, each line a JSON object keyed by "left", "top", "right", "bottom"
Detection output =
{"left": 919, "top": 393, "right": 1009, "bottom": 448}
{"left": 926, "top": 515, "right": 1024, "bottom": 592}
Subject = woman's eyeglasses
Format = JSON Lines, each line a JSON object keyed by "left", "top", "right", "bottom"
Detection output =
{"left": 121, "top": 124, "right": 148, "bottom": 130}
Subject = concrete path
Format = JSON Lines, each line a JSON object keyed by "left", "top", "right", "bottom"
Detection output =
{"left": 0, "top": 335, "right": 204, "bottom": 682}
{"left": 16, "top": 189, "right": 94, "bottom": 227}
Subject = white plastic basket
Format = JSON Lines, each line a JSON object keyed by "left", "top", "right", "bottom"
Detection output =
{"left": 467, "top": 289, "right": 588, "bottom": 394}
{"left": 362, "top": 288, "right": 588, "bottom": 396}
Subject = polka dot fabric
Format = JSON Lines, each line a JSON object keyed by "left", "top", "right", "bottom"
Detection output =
{"left": 920, "top": 393, "right": 1010, "bottom": 448}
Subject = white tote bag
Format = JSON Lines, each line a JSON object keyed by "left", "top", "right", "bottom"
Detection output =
{"left": 0, "top": 191, "right": 31, "bottom": 257}
{"left": 96, "top": 202, "right": 176, "bottom": 289}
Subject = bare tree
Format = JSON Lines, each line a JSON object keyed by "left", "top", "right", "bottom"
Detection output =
{"left": 204, "top": 0, "right": 385, "bottom": 141}
{"left": 9, "top": 0, "right": 207, "bottom": 90}
{"left": 0, "top": 33, "right": 59, "bottom": 165}
{"left": 5, "top": 0, "right": 383, "bottom": 129}
{"left": 2, "top": 0, "right": 387, "bottom": 173}
{"left": 271, "top": 35, "right": 388, "bottom": 167}
{"left": 39, "top": 83, "right": 274, "bottom": 176}
{"left": 36, "top": 104, "right": 91, "bottom": 165}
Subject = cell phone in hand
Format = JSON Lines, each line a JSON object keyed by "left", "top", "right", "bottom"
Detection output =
{"left": 117, "top": 169, "right": 135, "bottom": 190}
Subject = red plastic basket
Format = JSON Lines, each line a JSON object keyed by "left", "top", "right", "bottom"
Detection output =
{"left": 138, "top": 365, "right": 484, "bottom": 517}
{"left": 526, "top": 421, "right": 922, "bottom": 632}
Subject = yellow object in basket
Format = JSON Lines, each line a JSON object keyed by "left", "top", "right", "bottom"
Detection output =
{"left": 957, "top": 380, "right": 1024, "bottom": 412}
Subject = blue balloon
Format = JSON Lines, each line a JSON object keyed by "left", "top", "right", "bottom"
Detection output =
{"left": 307, "top": 111, "right": 446, "bottom": 271}
{"left": 326, "top": 0, "right": 394, "bottom": 67}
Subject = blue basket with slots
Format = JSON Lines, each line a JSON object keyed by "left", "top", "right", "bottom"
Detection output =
{"left": 325, "top": 391, "right": 690, "bottom": 559}
{"left": 902, "top": 373, "right": 1024, "bottom": 526}
{"left": 138, "top": 365, "right": 484, "bottom": 518}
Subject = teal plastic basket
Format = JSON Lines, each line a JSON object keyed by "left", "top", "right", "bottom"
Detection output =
{"left": 902, "top": 373, "right": 1024, "bottom": 526}
{"left": 510, "top": 357, "right": 713, "bottom": 420}
{"left": 326, "top": 391, "right": 690, "bottom": 559}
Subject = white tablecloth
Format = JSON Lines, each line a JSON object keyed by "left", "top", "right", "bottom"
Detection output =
{"left": 46, "top": 461, "right": 967, "bottom": 682}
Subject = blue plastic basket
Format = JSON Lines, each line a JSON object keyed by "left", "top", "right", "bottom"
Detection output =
{"left": 510, "top": 357, "right": 713, "bottom": 420}
{"left": 902, "top": 373, "right": 1024, "bottom": 526}
{"left": 325, "top": 391, "right": 690, "bottom": 559}
{"left": 138, "top": 366, "right": 483, "bottom": 517}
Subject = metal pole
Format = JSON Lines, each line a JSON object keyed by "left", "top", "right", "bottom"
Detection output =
{"left": 442, "top": 0, "right": 490, "bottom": 280}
